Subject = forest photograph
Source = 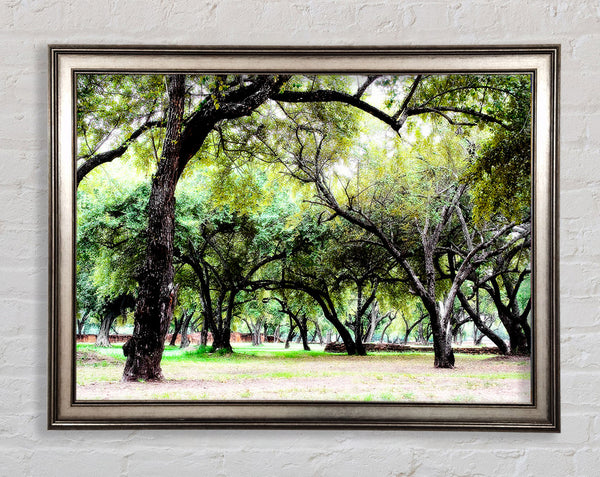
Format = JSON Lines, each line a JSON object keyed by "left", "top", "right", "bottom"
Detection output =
{"left": 74, "top": 71, "right": 532, "bottom": 403}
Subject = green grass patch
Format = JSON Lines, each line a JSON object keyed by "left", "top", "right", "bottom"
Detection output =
{"left": 76, "top": 342, "right": 531, "bottom": 403}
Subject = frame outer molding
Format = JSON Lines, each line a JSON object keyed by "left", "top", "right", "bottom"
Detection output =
{"left": 48, "top": 45, "right": 560, "bottom": 431}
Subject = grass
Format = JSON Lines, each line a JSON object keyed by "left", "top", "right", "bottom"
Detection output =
{"left": 76, "top": 342, "right": 531, "bottom": 403}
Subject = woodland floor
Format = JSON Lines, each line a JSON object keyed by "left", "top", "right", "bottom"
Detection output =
{"left": 76, "top": 343, "right": 531, "bottom": 403}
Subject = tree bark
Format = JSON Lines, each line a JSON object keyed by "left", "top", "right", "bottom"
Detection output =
{"left": 200, "top": 314, "right": 209, "bottom": 347}
{"left": 122, "top": 75, "right": 186, "bottom": 381}
{"left": 503, "top": 316, "right": 531, "bottom": 355}
{"left": 96, "top": 311, "right": 117, "bottom": 347}
{"left": 77, "top": 312, "right": 90, "bottom": 336}
{"left": 179, "top": 309, "right": 195, "bottom": 348}
{"left": 425, "top": 300, "right": 455, "bottom": 368}
{"left": 311, "top": 320, "right": 323, "bottom": 345}
{"left": 169, "top": 316, "right": 183, "bottom": 347}
{"left": 484, "top": 278, "right": 531, "bottom": 355}
{"left": 273, "top": 324, "right": 281, "bottom": 343}
{"left": 456, "top": 290, "right": 508, "bottom": 354}
{"left": 96, "top": 294, "right": 134, "bottom": 347}
{"left": 211, "top": 329, "right": 233, "bottom": 353}
{"left": 244, "top": 318, "right": 263, "bottom": 346}
{"left": 285, "top": 318, "right": 296, "bottom": 349}
{"left": 292, "top": 315, "right": 311, "bottom": 351}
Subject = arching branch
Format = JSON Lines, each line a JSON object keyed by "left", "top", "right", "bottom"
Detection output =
{"left": 77, "top": 119, "right": 164, "bottom": 185}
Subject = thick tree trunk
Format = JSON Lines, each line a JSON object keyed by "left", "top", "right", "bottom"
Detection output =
{"left": 484, "top": 279, "right": 531, "bottom": 356}
{"left": 416, "top": 321, "right": 426, "bottom": 344}
{"left": 252, "top": 332, "right": 261, "bottom": 346}
{"left": 122, "top": 75, "right": 185, "bottom": 382}
{"left": 431, "top": 329, "right": 455, "bottom": 368}
{"left": 504, "top": 317, "right": 531, "bottom": 355}
{"left": 426, "top": 301, "right": 455, "bottom": 368}
{"left": 211, "top": 329, "right": 233, "bottom": 353}
{"left": 208, "top": 294, "right": 233, "bottom": 353}
{"left": 96, "top": 311, "right": 117, "bottom": 347}
{"left": 179, "top": 309, "right": 195, "bottom": 348}
{"left": 298, "top": 321, "right": 310, "bottom": 351}
{"left": 200, "top": 320, "right": 208, "bottom": 347}
{"left": 213, "top": 291, "right": 236, "bottom": 352}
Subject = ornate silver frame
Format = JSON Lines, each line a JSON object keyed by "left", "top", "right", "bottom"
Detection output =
{"left": 49, "top": 46, "right": 560, "bottom": 430}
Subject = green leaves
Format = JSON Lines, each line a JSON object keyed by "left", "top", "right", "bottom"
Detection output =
{"left": 461, "top": 76, "right": 532, "bottom": 224}
{"left": 76, "top": 72, "right": 531, "bottom": 348}
{"left": 76, "top": 180, "right": 150, "bottom": 313}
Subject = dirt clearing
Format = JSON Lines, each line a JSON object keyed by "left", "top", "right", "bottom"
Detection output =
{"left": 76, "top": 344, "right": 530, "bottom": 403}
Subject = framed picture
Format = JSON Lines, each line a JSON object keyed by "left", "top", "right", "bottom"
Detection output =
{"left": 49, "top": 45, "right": 560, "bottom": 430}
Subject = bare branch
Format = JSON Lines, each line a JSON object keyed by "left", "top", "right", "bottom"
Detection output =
{"left": 392, "top": 75, "right": 423, "bottom": 123}
{"left": 355, "top": 75, "right": 379, "bottom": 99}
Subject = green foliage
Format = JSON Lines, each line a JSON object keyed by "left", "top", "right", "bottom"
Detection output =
{"left": 76, "top": 72, "right": 532, "bottom": 349}
{"left": 77, "top": 74, "right": 166, "bottom": 162}
{"left": 461, "top": 75, "right": 532, "bottom": 223}
{"left": 76, "top": 177, "right": 150, "bottom": 318}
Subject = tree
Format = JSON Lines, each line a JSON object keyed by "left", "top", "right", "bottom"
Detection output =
{"left": 76, "top": 178, "right": 148, "bottom": 347}
{"left": 95, "top": 294, "right": 135, "bottom": 347}
{"left": 276, "top": 117, "right": 529, "bottom": 366}
{"left": 269, "top": 293, "right": 313, "bottom": 351}
{"left": 455, "top": 284, "right": 508, "bottom": 353}
{"left": 471, "top": 238, "right": 531, "bottom": 354}
{"left": 326, "top": 233, "right": 396, "bottom": 352}
{"left": 174, "top": 169, "right": 300, "bottom": 353}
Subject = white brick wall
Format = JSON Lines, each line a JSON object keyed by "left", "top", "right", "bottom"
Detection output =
{"left": 1, "top": 1, "right": 598, "bottom": 475}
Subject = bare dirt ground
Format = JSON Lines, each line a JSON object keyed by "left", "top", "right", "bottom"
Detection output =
{"left": 76, "top": 346, "right": 531, "bottom": 403}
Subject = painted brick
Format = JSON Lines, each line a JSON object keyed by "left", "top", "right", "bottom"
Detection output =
{"left": 562, "top": 332, "right": 600, "bottom": 370}
{"left": 125, "top": 449, "right": 224, "bottom": 476}
{"left": 0, "top": 0, "right": 599, "bottom": 476}
{"left": 521, "top": 449, "right": 577, "bottom": 477}
{"left": 0, "top": 449, "right": 33, "bottom": 477}
{"left": 30, "top": 449, "right": 123, "bottom": 477}
{"left": 408, "top": 2, "right": 459, "bottom": 32}
{"left": 355, "top": 4, "right": 408, "bottom": 33}
{"left": 562, "top": 373, "right": 600, "bottom": 408}
{"left": 575, "top": 448, "right": 600, "bottom": 477}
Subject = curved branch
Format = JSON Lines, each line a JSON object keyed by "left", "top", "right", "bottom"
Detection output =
{"left": 270, "top": 89, "right": 402, "bottom": 131}
{"left": 393, "top": 74, "right": 423, "bottom": 122}
{"left": 407, "top": 106, "right": 509, "bottom": 129}
{"left": 76, "top": 119, "right": 163, "bottom": 185}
